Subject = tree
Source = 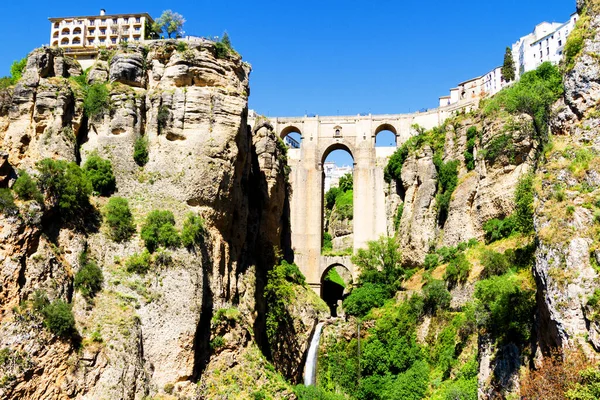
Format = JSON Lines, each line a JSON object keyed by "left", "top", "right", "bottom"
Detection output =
{"left": 221, "top": 32, "right": 232, "bottom": 49}
{"left": 501, "top": 47, "right": 516, "bottom": 82}
{"left": 83, "top": 154, "right": 116, "bottom": 196}
{"left": 154, "top": 10, "right": 185, "bottom": 39}
{"left": 338, "top": 173, "right": 353, "bottom": 192}
{"left": 104, "top": 197, "right": 136, "bottom": 242}
{"left": 140, "top": 210, "right": 180, "bottom": 252}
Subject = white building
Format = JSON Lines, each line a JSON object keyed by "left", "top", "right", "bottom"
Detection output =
{"left": 323, "top": 162, "right": 353, "bottom": 193}
{"left": 482, "top": 66, "right": 504, "bottom": 97}
{"left": 512, "top": 13, "right": 578, "bottom": 78}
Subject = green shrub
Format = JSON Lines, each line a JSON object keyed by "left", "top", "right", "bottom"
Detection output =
{"left": 444, "top": 253, "right": 471, "bottom": 287}
{"left": 140, "top": 210, "right": 180, "bottom": 252}
{"left": 393, "top": 203, "right": 404, "bottom": 232}
{"left": 422, "top": 279, "right": 451, "bottom": 314}
{"left": 384, "top": 139, "right": 411, "bottom": 183}
{"left": 32, "top": 290, "right": 50, "bottom": 313}
{"left": 210, "top": 335, "right": 225, "bottom": 350}
{"left": 338, "top": 173, "right": 353, "bottom": 192}
{"left": 74, "top": 255, "right": 103, "bottom": 298}
{"left": 353, "top": 236, "right": 404, "bottom": 293}
{"left": 83, "top": 154, "right": 116, "bottom": 195}
{"left": 9, "top": 57, "right": 27, "bottom": 84}
{"left": 514, "top": 174, "right": 534, "bottom": 234}
{"left": 325, "top": 187, "right": 341, "bottom": 210}
{"left": 480, "top": 249, "right": 511, "bottom": 279}
{"left": 335, "top": 189, "right": 353, "bottom": 220}
{"left": 483, "top": 216, "right": 516, "bottom": 243}
{"left": 153, "top": 248, "right": 172, "bottom": 267}
{"left": 42, "top": 300, "right": 77, "bottom": 339}
{"left": 126, "top": 250, "right": 152, "bottom": 274}
{"left": 563, "top": 15, "right": 591, "bottom": 72}
{"left": 475, "top": 273, "right": 535, "bottom": 343}
{"left": 157, "top": 105, "right": 170, "bottom": 133}
{"left": 566, "top": 367, "right": 600, "bottom": 400}
{"left": 176, "top": 41, "right": 187, "bottom": 52}
{"left": 133, "top": 136, "right": 149, "bottom": 166}
{"left": 424, "top": 253, "right": 439, "bottom": 270}
{"left": 295, "top": 385, "right": 346, "bottom": 400}
{"left": 12, "top": 171, "right": 42, "bottom": 202}
{"left": 464, "top": 126, "right": 478, "bottom": 171}
{"left": 343, "top": 283, "right": 389, "bottom": 317}
{"left": 324, "top": 267, "right": 346, "bottom": 288}
{"left": 437, "top": 246, "right": 459, "bottom": 263}
{"left": 35, "top": 159, "right": 92, "bottom": 218}
{"left": 0, "top": 188, "right": 18, "bottom": 215}
{"left": 214, "top": 41, "right": 229, "bottom": 59}
{"left": 104, "top": 197, "right": 136, "bottom": 242}
{"left": 181, "top": 212, "right": 205, "bottom": 248}
{"left": 483, "top": 134, "right": 514, "bottom": 164}
{"left": 322, "top": 232, "right": 333, "bottom": 252}
{"left": 83, "top": 83, "right": 110, "bottom": 119}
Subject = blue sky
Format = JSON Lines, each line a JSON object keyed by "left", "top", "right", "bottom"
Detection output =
{"left": 0, "top": 1, "right": 576, "bottom": 166}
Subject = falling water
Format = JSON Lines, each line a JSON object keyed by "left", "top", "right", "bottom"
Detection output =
{"left": 303, "top": 322, "right": 325, "bottom": 386}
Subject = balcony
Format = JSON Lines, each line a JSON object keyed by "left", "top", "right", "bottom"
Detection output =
{"left": 110, "top": 30, "right": 119, "bottom": 36}
{"left": 98, "top": 31, "right": 107, "bottom": 36}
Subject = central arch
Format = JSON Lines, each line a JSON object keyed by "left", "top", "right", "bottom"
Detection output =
{"left": 321, "top": 263, "right": 352, "bottom": 316}
{"left": 280, "top": 125, "right": 302, "bottom": 149}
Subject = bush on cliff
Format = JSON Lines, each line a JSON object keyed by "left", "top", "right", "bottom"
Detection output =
{"left": 0, "top": 189, "right": 18, "bottom": 215}
{"left": 35, "top": 158, "right": 92, "bottom": 218}
{"left": 181, "top": 212, "right": 205, "bottom": 248}
{"left": 13, "top": 170, "right": 43, "bottom": 202}
{"left": 83, "top": 83, "right": 110, "bottom": 119}
{"left": 83, "top": 154, "right": 116, "bottom": 196}
{"left": 74, "top": 251, "right": 103, "bottom": 298}
{"left": 140, "top": 210, "right": 180, "bottom": 252}
{"left": 104, "top": 197, "right": 136, "bottom": 242}
{"left": 133, "top": 136, "right": 149, "bottom": 166}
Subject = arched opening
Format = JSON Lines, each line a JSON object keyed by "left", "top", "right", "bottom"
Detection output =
{"left": 53, "top": 32, "right": 59, "bottom": 38}
{"left": 61, "top": 28, "right": 70, "bottom": 36}
{"left": 54, "top": 22, "right": 59, "bottom": 29}
{"left": 280, "top": 125, "right": 302, "bottom": 149}
{"left": 72, "top": 37, "right": 81, "bottom": 45}
{"left": 61, "top": 37, "right": 69, "bottom": 45}
{"left": 73, "top": 27, "right": 82, "bottom": 35}
{"left": 375, "top": 124, "right": 398, "bottom": 147}
{"left": 321, "top": 264, "right": 351, "bottom": 317}
{"left": 322, "top": 144, "right": 354, "bottom": 256}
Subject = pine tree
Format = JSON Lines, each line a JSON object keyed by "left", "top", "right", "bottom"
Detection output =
{"left": 221, "top": 32, "right": 232, "bottom": 49}
{"left": 502, "top": 47, "right": 516, "bottom": 82}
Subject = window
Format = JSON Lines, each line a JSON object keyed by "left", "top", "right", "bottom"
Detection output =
{"left": 112, "top": 18, "right": 118, "bottom": 24}
{"left": 100, "top": 38, "right": 105, "bottom": 43}
{"left": 134, "top": 37, "right": 140, "bottom": 41}
{"left": 122, "top": 37, "right": 128, "bottom": 42}
{"left": 547, "top": 47, "right": 550, "bottom": 55}
{"left": 54, "top": 22, "right": 59, "bottom": 28}
{"left": 540, "top": 51, "right": 543, "bottom": 58}
{"left": 100, "top": 29, "right": 106, "bottom": 34}
{"left": 559, "top": 40, "right": 562, "bottom": 46}
{"left": 89, "top": 19, "right": 95, "bottom": 25}
{"left": 136, "top": 17, "right": 141, "bottom": 23}
{"left": 101, "top": 19, "right": 106, "bottom": 24}
{"left": 89, "top": 29, "right": 95, "bottom": 34}
{"left": 111, "top": 38, "right": 117, "bottom": 44}
{"left": 88, "top": 39, "right": 94, "bottom": 44}
{"left": 135, "top": 27, "right": 140, "bottom": 31}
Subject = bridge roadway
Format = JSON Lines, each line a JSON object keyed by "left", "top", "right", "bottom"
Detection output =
{"left": 254, "top": 100, "right": 476, "bottom": 293}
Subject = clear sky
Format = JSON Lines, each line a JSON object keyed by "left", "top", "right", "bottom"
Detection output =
{"left": 0, "top": 0, "right": 576, "bottom": 166}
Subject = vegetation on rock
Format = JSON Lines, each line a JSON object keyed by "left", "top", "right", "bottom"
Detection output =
{"left": 12, "top": 171, "right": 42, "bottom": 202}
{"left": 104, "top": 197, "right": 136, "bottom": 242}
{"left": 74, "top": 251, "right": 104, "bottom": 299}
{"left": 83, "top": 154, "right": 116, "bottom": 196}
{"left": 133, "top": 136, "right": 149, "bottom": 166}
{"left": 140, "top": 210, "right": 180, "bottom": 252}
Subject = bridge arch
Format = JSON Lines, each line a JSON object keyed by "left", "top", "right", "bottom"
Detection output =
{"left": 320, "top": 142, "right": 355, "bottom": 166}
{"left": 375, "top": 123, "right": 398, "bottom": 147}
{"left": 320, "top": 263, "right": 352, "bottom": 316}
{"left": 280, "top": 125, "right": 302, "bottom": 149}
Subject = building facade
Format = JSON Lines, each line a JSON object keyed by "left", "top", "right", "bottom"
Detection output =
{"left": 49, "top": 10, "right": 153, "bottom": 52}
{"left": 512, "top": 13, "right": 578, "bottom": 78}
{"left": 323, "top": 162, "right": 353, "bottom": 193}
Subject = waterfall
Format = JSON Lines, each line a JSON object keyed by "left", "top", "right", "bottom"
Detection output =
{"left": 303, "top": 321, "right": 325, "bottom": 386}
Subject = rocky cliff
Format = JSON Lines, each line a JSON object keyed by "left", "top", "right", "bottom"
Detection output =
{"left": 0, "top": 41, "right": 318, "bottom": 399}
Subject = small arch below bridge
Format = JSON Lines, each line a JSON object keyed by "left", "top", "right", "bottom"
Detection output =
{"left": 375, "top": 123, "right": 398, "bottom": 148}
{"left": 320, "top": 263, "right": 352, "bottom": 317}
{"left": 280, "top": 125, "right": 302, "bottom": 149}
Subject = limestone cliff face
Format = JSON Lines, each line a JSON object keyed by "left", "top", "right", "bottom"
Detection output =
{"left": 0, "top": 41, "right": 299, "bottom": 399}
{"left": 533, "top": 1, "right": 600, "bottom": 357}
{"left": 394, "top": 113, "right": 536, "bottom": 266}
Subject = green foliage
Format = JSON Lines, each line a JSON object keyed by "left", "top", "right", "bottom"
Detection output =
{"left": 483, "top": 134, "right": 514, "bottom": 164}
{"left": 12, "top": 170, "right": 42, "bottom": 202}
{"left": 325, "top": 267, "right": 346, "bottom": 288}
{"left": 210, "top": 335, "right": 225, "bottom": 350}
{"left": 563, "top": 15, "right": 592, "bottom": 72}
{"left": 175, "top": 41, "right": 187, "bottom": 52}
{"left": 157, "top": 105, "right": 170, "bottom": 133}
{"left": 482, "top": 216, "right": 516, "bottom": 243}
{"left": 154, "top": 10, "right": 186, "bottom": 38}
{"left": 435, "top": 159, "right": 459, "bottom": 225}
{"left": 133, "top": 136, "right": 149, "bottom": 166}
{"left": 424, "top": 253, "right": 439, "bottom": 270}
{"left": 482, "top": 62, "right": 563, "bottom": 137}
{"left": 140, "top": 210, "right": 180, "bottom": 252}
{"left": 353, "top": 236, "right": 404, "bottom": 292}
{"left": 566, "top": 367, "right": 600, "bottom": 400}
{"left": 214, "top": 41, "right": 230, "bottom": 59}
{"left": 83, "top": 83, "right": 109, "bottom": 119}
{"left": 513, "top": 174, "right": 534, "bottom": 234}
{"left": 464, "top": 126, "right": 478, "bottom": 171}
{"left": 42, "top": 299, "right": 77, "bottom": 339}
{"left": 104, "top": 197, "right": 136, "bottom": 242}
{"left": 322, "top": 232, "right": 333, "bottom": 252}
{"left": 335, "top": 189, "right": 353, "bottom": 220}
{"left": 384, "top": 137, "right": 412, "bottom": 183}
{"left": 393, "top": 203, "right": 404, "bottom": 232}
{"left": 74, "top": 252, "right": 103, "bottom": 298}
{"left": 181, "top": 212, "right": 205, "bottom": 248}
{"left": 480, "top": 249, "right": 511, "bottom": 279}
{"left": 501, "top": 47, "right": 516, "bottom": 82}
{"left": 83, "top": 154, "right": 116, "bottom": 195}
{"left": 443, "top": 253, "right": 471, "bottom": 287}
{"left": 422, "top": 280, "right": 451, "bottom": 314}
{"left": 35, "top": 158, "right": 92, "bottom": 218}
{"left": 0, "top": 189, "right": 17, "bottom": 216}
{"left": 221, "top": 32, "right": 232, "bottom": 49}
{"left": 475, "top": 273, "right": 535, "bottom": 343}
{"left": 9, "top": 57, "right": 27, "bottom": 84}
{"left": 343, "top": 283, "right": 389, "bottom": 317}
{"left": 126, "top": 250, "right": 152, "bottom": 274}
{"left": 338, "top": 173, "right": 353, "bottom": 192}
{"left": 265, "top": 261, "right": 306, "bottom": 345}
{"left": 325, "top": 187, "right": 341, "bottom": 210}
{"left": 295, "top": 385, "right": 346, "bottom": 400}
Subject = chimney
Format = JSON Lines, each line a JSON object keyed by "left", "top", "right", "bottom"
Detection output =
{"left": 100, "top": 9, "right": 106, "bottom": 16}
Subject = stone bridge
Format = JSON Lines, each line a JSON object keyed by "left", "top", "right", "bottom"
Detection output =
{"left": 254, "top": 101, "right": 476, "bottom": 293}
